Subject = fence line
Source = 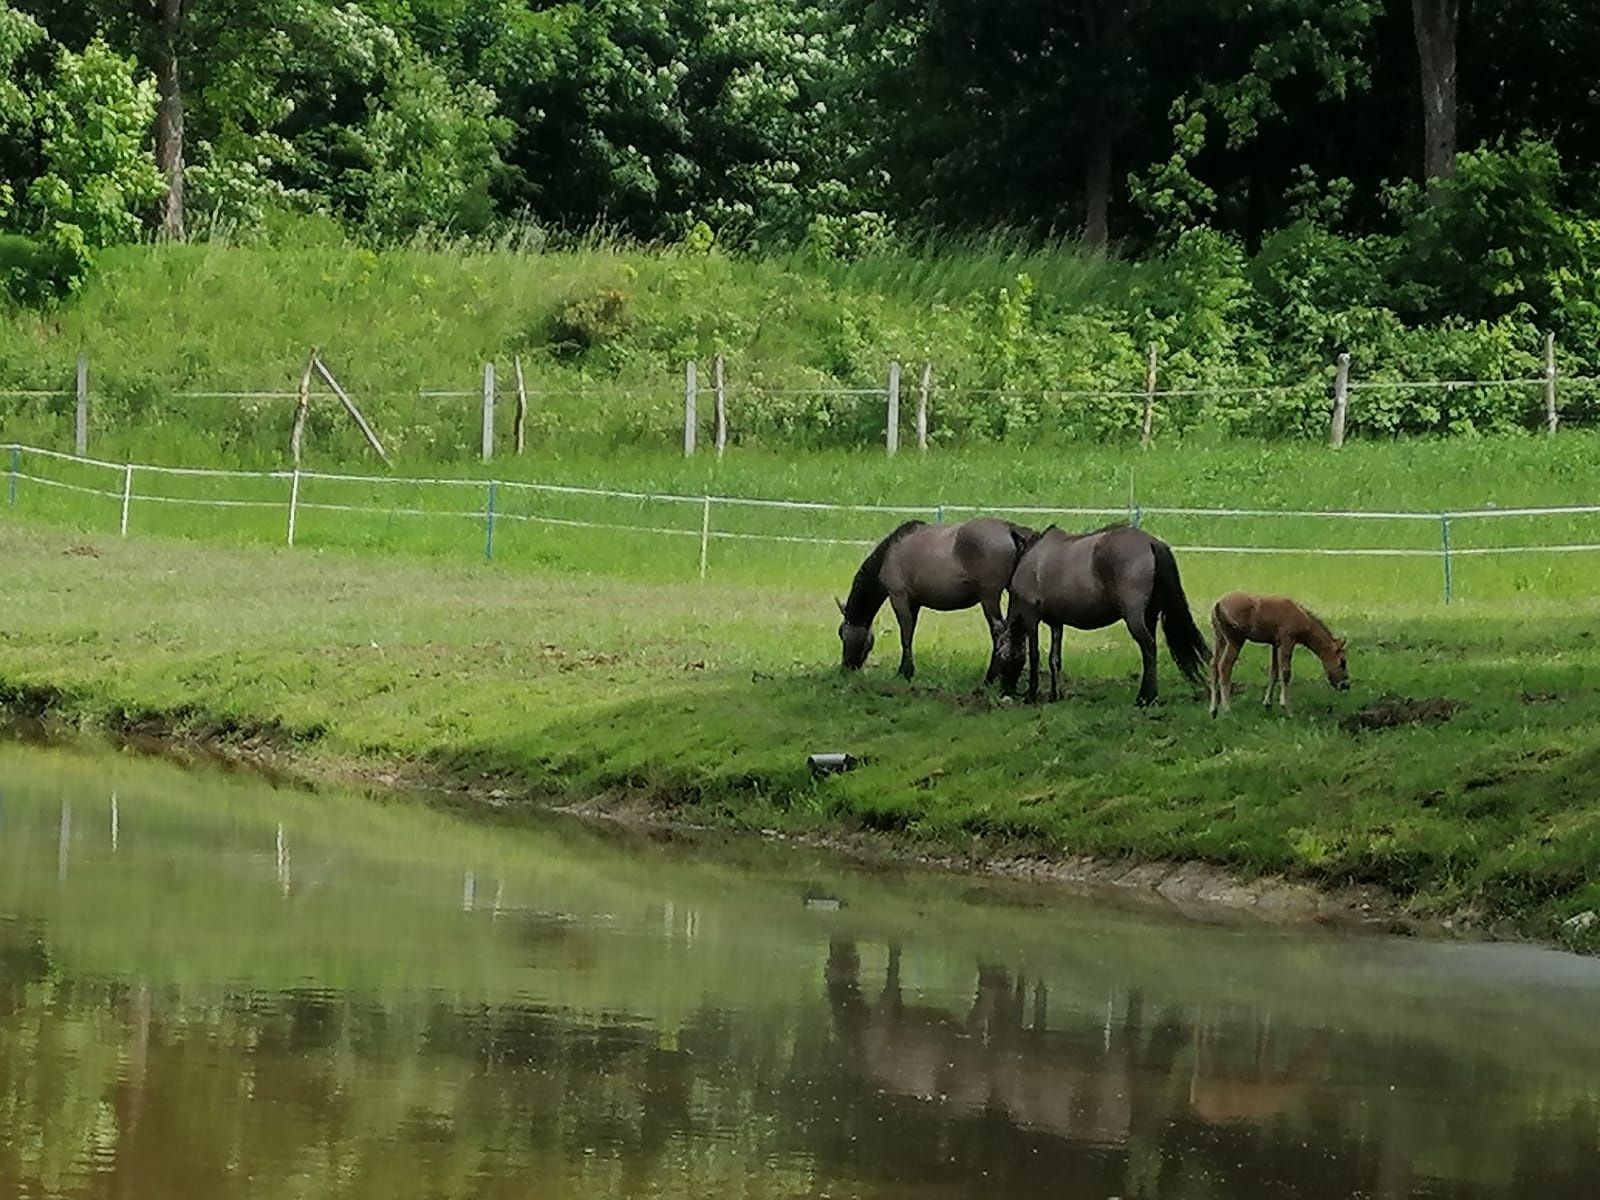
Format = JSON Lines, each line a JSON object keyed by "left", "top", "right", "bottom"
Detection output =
{"left": 10, "top": 442, "right": 1600, "bottom": 602}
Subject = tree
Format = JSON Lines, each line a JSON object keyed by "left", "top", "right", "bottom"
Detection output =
{"left": 1411, "top": 0, "right": 1460, "bottom": 184}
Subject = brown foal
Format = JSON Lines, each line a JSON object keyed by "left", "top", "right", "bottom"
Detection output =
{"left": 1209, "top": 591, "right": 1349, "bottom": 717}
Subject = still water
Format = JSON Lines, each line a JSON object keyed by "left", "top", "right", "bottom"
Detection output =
{"left": 1, "top": 740, "right": 1598, "bottom": 1199}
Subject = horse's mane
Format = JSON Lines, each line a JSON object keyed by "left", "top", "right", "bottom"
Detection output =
{"left": 1301, "top": 605, "right": 1337, "bottom": 646}
{"left": 842, "top": 520, "right": 925, "bottom": 623}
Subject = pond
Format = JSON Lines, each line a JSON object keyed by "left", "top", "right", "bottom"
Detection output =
{"left": 1, "top": 739, "right": 1598, "bottom": 1198}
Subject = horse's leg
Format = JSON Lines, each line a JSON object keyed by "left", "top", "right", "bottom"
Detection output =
{"left": 890, "top": 593, "right": 920, "bottom": 679}
{"left": 1026, "top": 622, "right": 1041, "bottom": 703}
{"left": 1125, "top": 614, "right": 1160, "bottom": 707}
{"left": 980, "top": 593, "right": 1005, "bottom": 684}
{"left": 1278, "top": 639, "right": 1295, "bottom": 715}
{"left": 1048, "top": 624, "right": 1063, "bottom": 702}
{"left": 1263, "top": 642, "right": 1280, "bottom": 708}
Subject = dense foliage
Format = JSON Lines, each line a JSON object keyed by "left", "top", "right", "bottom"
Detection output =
{"left": 2, "top": 1, "right": 1600, "bottom": 438}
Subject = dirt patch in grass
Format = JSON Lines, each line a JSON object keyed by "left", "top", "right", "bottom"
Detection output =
{"left": 1341, "top": 694, "right": 1463, "bottom": 734}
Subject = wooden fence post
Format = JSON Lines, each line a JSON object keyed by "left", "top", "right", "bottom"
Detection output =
{"left": 714, "top": 354, "right": 727, "bottom": 459}
{"left": 513, "top": 355, "right": 528, "bottom": 455}
{"left": 683, "top": 360, "right": 698, "bottom": 456}
{"left": 1328, "top": 352, "right": 1351, "bottom": 448}
{"left": 286, "top": 468, "right": 301, "bottom": 546}
{"left": 1545, "top": 331, "right": 1558, "bottom": 435}
{"left": 1139, "top": 344, "right": 1157, "bottom": 448}
{"left": 481, "top": 361, "right": 495, "bottom": 462}
{"left": 75, "top": 352, "right": 88, "bottom": 456}
{"left": 916, "top": 361, "right": 931, "bottom": 451}
{"left": 290, "top": 348, "right": 316, "bottom": 466}
{"left": 886, "top": 360, "right": 901, "bottom": 456}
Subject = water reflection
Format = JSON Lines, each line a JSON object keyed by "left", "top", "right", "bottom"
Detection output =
{"left": 1, "top": 742, "right": 1599, "bottom": 1199}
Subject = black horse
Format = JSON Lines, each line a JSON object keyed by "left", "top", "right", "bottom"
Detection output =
{"left": 837, "top": 517, "right": 1036, "bottom": 681}
{"left": 997, "top": 524, "right": 1209, "bottom": 706}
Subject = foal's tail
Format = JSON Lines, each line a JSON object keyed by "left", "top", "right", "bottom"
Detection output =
{"left": 1150, "top": 540, "right": 1210, "bottom": 687}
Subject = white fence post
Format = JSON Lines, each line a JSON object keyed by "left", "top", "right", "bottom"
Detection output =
{"left": 286, "top": 468, "right": 301, "bottom": 546}
{"left": 1545, "top": 331, "right": 1559, "bottom": 435}
{"left": 75, "top": 352, "right": 88, "bottom": 456}
{"left": 481, "top": 361, "right": 495, "bottom": 462}
{"left": 684, "top": 361, "right": 698, "bottom": 456}
{"left": 714, "top": 354, "right": 727, "bottom": 459}
{"left": 886, "top": 361, "right": 901, "bottom": 456}
{"left": 118, "top": 464, "right": 133, "bottom": 537}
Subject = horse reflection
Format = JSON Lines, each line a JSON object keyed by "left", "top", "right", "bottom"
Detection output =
{"left": 826, "top": 940, "right": 1148, "bottom": 1145}
{"left": 826, "top": 939, "right": 1332, "bottom": 1146}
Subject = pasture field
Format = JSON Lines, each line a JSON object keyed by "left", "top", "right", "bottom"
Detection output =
{"left": 4, "top": 432, "right": 1600, "bottom": 945}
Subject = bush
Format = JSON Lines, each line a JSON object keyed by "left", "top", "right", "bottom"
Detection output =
{"left": 0, "top": 230, "right": 89, "bottom": 307}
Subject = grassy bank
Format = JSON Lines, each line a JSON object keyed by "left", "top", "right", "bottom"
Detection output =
{"left": 0, "top": 239, "right": 1578, "bottom": 464}
{"left": 3, "top": 506, "right": 1599, "bottom": 945}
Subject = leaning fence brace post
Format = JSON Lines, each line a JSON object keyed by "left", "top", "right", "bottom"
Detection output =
{"left": 698, "top": 496, "right": 711, "bottom": 580}
{"left": 286, "top": 468, "right": 301, "bottom": 546}
{"left": 916, "top": 361, "right": 932, "bottom": 451}
{"left": 1140, "top": 344, "right": 1158, "bottom": 448}
{"left": 481, "top": 361, "right": 496, "bottom": 462}
{"left": 886, "top": 360, "right": 901, "bottom": 455}
{"left": 484, "top": 480, "right": 498, "bottom": 561}
{"left": 1544, "top": 331, "right": 1559, "bottom": 435}
{"left": 75, "top": 352, "right": 89, "bottom": 456}
{"left": 1440, "top": 514, "right": 1453, "bottom": 604}
{"left": 118, "top": 464, "right": 133, "bottom": 537}
{"left": 7, "top": 446, "right": 17, "bottom": 507}
{"left": 713, "top": 354, "right": 728, "bottom": 459}
{"left": 684, "top": 361, "right": 698, "bottom": 456}
{"left": 1329, "top": 352, "right": 1352, "bottom": 447}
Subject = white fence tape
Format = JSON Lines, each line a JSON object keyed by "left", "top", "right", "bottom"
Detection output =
{"left": 6, "top": 444, "right": 1600, "bottom": 596}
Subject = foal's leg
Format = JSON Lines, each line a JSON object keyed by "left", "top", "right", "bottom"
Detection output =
{"left": 890, "top": 593, "right": 920, "bottom": 679}
{"left": 1211, "top": 637, "right": 1241, "bottom": 717}
{"left": 1125, "top": 614, "right": 1160, "bottom": 707}
{"left": 1277, "top": 639, "right": 1295, "bottom": 714}
{"left": 1048, "top": 624, "right": 1063, "bottom": 702}
{"left": 1263, "top": 642, "right": 1280, "bottom": 708}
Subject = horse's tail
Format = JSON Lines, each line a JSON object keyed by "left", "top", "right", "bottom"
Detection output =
{"left": 1150, "top": 540, "right": 1210, "bottom": 687}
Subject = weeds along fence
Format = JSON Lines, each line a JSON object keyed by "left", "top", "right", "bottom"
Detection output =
{"left": 5, "top": 340, "right": 1600, "bottom": 460}
{"left": 10, "top": 442, "right": 1600, "bottom": 605}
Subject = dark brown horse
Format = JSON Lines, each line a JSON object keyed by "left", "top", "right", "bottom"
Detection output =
{"left": 837, "top": 517, "right": 1035, "bottom": 681}
{"left": 997, "top": 524, "right": 1209, "bottom": 706}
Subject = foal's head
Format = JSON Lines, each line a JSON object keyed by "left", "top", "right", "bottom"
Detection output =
{"left": 1319, "top": 637, "right": 1350, "bottom": 691}
{"left": 836, "top": 599, "right": 875, "bottom": 670}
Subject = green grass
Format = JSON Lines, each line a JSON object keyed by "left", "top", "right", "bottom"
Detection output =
{"left": 4, "top": 429, "right": 1600, "bottom": 945}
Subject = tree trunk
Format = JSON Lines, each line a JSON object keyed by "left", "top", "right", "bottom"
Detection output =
{"left": 1410, "top": 0, "right": 1459, "bottom": 187}
{"left": 1082, "top": 121, "right": 1111, "bottom": 255}
{"left": 154, "top": 0, "right": 185, "bottom": 241}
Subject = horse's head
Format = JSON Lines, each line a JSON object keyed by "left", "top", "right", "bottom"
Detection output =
{"left": 837, "top": 599, "right": 874, "bottom": 670}
{"left": 1321, "top": 638, "right": 1350, "bottom": 690}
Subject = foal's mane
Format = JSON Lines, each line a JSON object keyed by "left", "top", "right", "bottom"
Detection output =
{"left": 842, "top": 519, "right": 925, "bottom": 624}
{"left": 1300, "top": 604, "right": 1337, "bottom": 648}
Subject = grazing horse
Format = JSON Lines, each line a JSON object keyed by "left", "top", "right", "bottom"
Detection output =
{"left": 837, "top": 517, "right": 1035, "bottom": 681}
{"left": 997, "top": 524, "right": 1209, "bottom": 706}
{"left": 1209, "top": 591, "right": 1349, "bottom": 717}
